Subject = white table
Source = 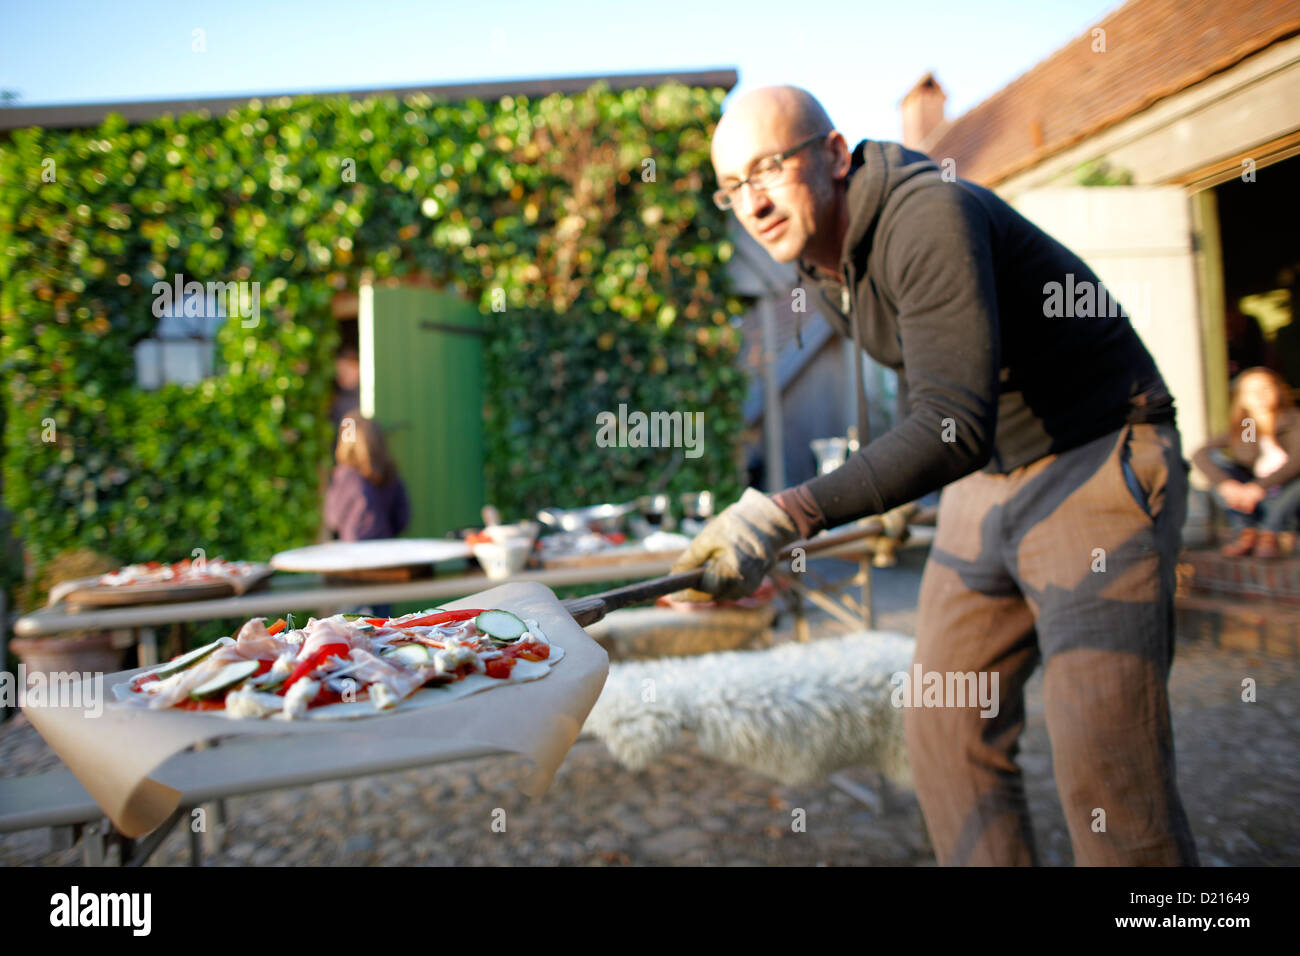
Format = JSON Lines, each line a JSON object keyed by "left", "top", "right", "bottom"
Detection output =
{"left": 4, "top": 517, "right": 927, "bottom": 863}
{"left": 11, "top": 559, "right": 678, "bottom": 663}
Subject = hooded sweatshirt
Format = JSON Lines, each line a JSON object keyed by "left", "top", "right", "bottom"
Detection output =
{"left": 775, "top": 139, "right": 1174, "bottom": 535}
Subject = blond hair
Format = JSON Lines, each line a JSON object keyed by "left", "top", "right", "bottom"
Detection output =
{"left": 1228, "top": 366, "right": 1294, "bottom": 452}
{"left": 336, "top": 415, "right": 396, "bottom": 486}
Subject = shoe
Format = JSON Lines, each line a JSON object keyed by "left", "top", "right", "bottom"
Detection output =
{"left": 1254, "top": 531, "right": 1281, "bottom": 559}
{"left": 1279, "top": 531, "right": 1296, "bottom": 557}
{"left": 1220, "top": 528, "right": 1258, "bottom": 558}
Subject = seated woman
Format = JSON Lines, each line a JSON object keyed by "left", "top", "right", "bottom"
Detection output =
{"left": 1192, "top": 367, "right": 1300, "bottom": 558}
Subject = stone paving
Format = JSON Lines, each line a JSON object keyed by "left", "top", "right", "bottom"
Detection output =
{"left": 2, "top": 547, "right": 1297, "bottom": 866}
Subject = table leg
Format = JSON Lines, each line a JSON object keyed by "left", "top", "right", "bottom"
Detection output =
{"left": 137, "top": 628, "right": 159, "bottom": 667}
{"left": 798, "top": 582, "right": 871, "bottom": 632}
{"left": 859, "top": 557, "right": 874, "bottom": 630}
{"left": 204, "top": 798, "right": 228, "bottom": 856}
{"left": 82, "top": 818, "right": 107, "bottom": 866}
{"left": 828, "top": 771, "right": 892, "bottom": 816}
{"left": 189, "top": 810, "right": 205, "bottom": 866}
{"left": 786, "top": 585, "right": 811, "bottom": 643}
{"left": 49, "top": 824, "right": 77, "bottom": 852}
{"left": 120, "top": 807, "right": 185, "bottom": 867}
{"left": 193, "top": 740, "right": 228, "bottom": 856}
{"left": 168, "top": 621, "right": 188, "bottom": 661}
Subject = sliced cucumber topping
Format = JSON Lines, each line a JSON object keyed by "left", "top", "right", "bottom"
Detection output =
{"left": 406, "top": 607, "right": 446, "bottom": 619}
{"left": 476, "top": 609, "right": 528, "bottom": 643}
{"left": 382, "top": 643, "right": 434, "bottom": 667}
{"left": 150, "top": 639, "right": 228, "bottom": 681}
{"left": 191, "top": 660, "right": 261, "bottom": 700}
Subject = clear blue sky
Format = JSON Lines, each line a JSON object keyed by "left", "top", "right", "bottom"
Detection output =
{"left": 1, "top": 0, "right": 1124, "bottom": 142}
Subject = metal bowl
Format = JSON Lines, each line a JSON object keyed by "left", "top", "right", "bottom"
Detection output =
{"left": 637, "top": 494, "right": 670, "bottom": 525}
{"left": 536, "top": 502, "right": 635, "bottom": 534}
{"left": 679, "top": 491, "right": 715, "bottom": 520}
{"left": 484, "top": 520, "right": 541, "bottom": 548}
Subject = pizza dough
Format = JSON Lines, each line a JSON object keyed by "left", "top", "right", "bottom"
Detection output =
{"left": 110, "top": 611, "right": 565, "bottom": 722}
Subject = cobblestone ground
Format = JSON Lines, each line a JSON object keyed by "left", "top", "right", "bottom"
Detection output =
{"left": 3, "top": 548, "right": 1297, "bottom": 866}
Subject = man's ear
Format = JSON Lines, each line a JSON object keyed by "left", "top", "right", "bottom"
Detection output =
{"left": 825, "top": 131, "right": 852, "bottom": 181}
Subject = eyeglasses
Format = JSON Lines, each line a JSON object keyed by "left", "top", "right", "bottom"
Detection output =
{"left": 713, "top": 131, "right": 830, "bottom": 210}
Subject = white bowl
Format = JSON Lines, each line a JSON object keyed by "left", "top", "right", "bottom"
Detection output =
{"left": 473, "top": 537, "right": 532, "bottom": 580}
{"left": 484, "top": 521, "right": 540, "bottom": 547}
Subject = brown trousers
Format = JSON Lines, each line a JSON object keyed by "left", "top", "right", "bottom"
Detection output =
{"left": 904, "top": 422, "right": 1200, "bottom": 865}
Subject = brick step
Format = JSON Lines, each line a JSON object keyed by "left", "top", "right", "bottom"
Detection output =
{"left": 1175, "top": 591, "right": 1300, "bottom": 657}
{"left": 1177, "top": 548, "right": 1300, "bottom": 605}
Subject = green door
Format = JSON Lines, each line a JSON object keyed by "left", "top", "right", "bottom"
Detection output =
{"left": 361, "top": 284, "right": 484, "bottom": 538}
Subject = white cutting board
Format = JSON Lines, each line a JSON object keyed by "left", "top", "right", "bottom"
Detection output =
{"left": 270, "top": 538, "right": 472, "bottom": 573}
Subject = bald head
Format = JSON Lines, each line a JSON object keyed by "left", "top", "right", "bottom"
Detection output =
{"left": 713, "top": 86, "right": 835, "bottom": 162}
{"left": 711, "top": 86, "right": 851, "bottom": 268}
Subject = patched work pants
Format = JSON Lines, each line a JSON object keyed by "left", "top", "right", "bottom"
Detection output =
{"left": 904, "top": 423, "right": 1199, "bottom": 866}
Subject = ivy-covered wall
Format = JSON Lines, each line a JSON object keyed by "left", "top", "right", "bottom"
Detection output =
{"left": 0, "top": 83, "right": 747, "bottom": 588}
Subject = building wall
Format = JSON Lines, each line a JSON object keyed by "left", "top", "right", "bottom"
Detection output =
{"left": 990, "top": 34, "right": 1300, "bottom": 544}
{"left": 778, "top": 336, "right": 852, "bottom": 486}
{"left": 747, "top": 334, "right": 902, "bottom": 491}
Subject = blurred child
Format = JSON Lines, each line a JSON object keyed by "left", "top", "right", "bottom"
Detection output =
{"left": 325, "top": 415, "right": 410, "bottom": 541}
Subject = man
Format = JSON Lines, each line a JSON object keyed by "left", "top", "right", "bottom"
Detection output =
{"left": 331, "top": 347, "right": 362, "bottom": 432}
{"left": 674, "top": 86, "right": 1199, "bottom": 866}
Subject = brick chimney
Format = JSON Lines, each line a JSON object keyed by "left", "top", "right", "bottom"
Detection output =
{"left": 900, "top": 73, "right": 946, "bottom": 149}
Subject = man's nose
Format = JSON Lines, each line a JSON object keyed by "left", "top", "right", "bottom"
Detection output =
{"left": 737, "top": 181, "right": 773, "bottom": 219}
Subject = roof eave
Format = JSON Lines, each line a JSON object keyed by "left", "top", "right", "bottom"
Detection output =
{"left": 0, "top": 67, "right": 740, "bottom": 133}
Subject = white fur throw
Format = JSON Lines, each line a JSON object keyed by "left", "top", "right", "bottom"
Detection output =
{"left": 581, "top": 632, "right": 916, "bottom": 786}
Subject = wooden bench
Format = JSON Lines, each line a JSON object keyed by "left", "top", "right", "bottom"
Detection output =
{"left": 0, "top": 733, "right": 504, "bottom": 865}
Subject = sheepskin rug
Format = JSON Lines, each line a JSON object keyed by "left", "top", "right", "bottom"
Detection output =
{"left": 581, "top": 631, "right": 916, "bottom": 786}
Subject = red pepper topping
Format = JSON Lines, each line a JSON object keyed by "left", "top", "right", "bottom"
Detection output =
{"left": 391, "top": 609, "right": 485, "bottom": 629}
{"left": 501, "top": 638, "right": 550, "bottom": 662}
{"left": 175, "top": 698, "right": 226, "bottom": 711}
{"left": 130, "top": 672, "right": 161, "bottom": 691}
{"left": 280, "top": 642, "right": 349, "bottom": 693}
{"left": 485, "top": 657, "right": 517, "bottom": 680}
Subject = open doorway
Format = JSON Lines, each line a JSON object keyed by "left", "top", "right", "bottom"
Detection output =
{"left": 328, "top": 289, "right": 362, "bottom": 433}
{"left": 1214, "top": 153, "right": 1300, "bottom": 393}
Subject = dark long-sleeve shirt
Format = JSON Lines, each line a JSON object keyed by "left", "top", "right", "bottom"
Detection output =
{"left": 777, "top": 140, "right": 1174, "bottom": 535}
{"left": 324, "top": 464, "right": 410, "bottom": 540}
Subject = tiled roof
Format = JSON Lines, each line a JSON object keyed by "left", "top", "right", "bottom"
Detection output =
{"left": 924, "top": 0, "right": 1300, "bottom": 185}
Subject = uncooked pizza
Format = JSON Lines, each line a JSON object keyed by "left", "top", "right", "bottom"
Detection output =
{"left": 99, "top": 558, "right": 263, "bottom": 587}
{"left": 111, "top": 607, "right": 564, "bottom": 721}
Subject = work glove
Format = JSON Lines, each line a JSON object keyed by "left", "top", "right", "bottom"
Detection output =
{"left": 671, "top": 488, "right": 800, "bottom": 602}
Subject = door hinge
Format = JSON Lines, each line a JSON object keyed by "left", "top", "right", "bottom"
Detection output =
{"left": 420, "top": 320, "right": 488, "bottom": 337}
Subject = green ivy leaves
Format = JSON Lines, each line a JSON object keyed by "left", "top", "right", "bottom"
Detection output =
{"left": 0, "top": 81, "right": 746, "bottom": 584}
